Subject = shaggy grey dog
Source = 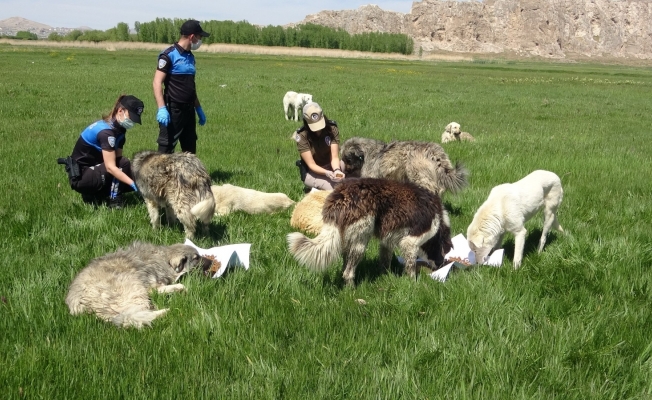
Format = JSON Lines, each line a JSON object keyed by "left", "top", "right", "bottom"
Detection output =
{"left": 65, "top": 242, "right": 211, "bottom": 329}
{"left": 340, "top": 137, "right": 469, "bottom": 196}
{"left": 132, "top": 151, "right": 215, "bottom": 238}
{"left": 287, "top": 178, "right": 452, "bottom": 286}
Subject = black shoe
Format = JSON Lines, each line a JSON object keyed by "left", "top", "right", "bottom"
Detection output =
{"left": 81, "top": 193, "right": 104, "bottom": 206}
{"left": 108, "top": 196, "right": 124, "bottom": 209}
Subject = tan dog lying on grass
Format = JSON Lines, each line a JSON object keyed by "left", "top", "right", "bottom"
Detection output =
{"left": 442, "top": 122, "right": 475, "bottom": 143}
{"left": 211, "top": 184, "right": 295, "bottom": 216}
{"left": 290, "top": 189, "right": 331, "bottom": 236}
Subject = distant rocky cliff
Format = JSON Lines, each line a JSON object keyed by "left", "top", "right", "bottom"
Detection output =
{"left": 299, "top": 0, "right": 652, "bottom": 59}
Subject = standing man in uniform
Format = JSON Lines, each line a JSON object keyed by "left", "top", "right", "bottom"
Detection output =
{"left": 153, "top": 19, "right": 210, "bottom": 154}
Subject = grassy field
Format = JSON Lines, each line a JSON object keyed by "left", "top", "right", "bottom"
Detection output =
{"left": 1, "top": 43, "right": 652, "bottom": 399}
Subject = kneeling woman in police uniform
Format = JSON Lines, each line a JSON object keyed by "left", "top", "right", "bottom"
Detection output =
{"left": 67, "top": 95, "right": 144, "bottom": 208}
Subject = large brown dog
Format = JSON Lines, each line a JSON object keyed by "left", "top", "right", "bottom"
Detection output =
{"left": 132, "top": 151, "right": 215, "bottom": 238}
{"left": 65, "top": 242, "right": 211, "bottom": 328}
{"left": 340, "top": 137, "right": 469, "bottom": 196}
{"left": 287, "top": 178, "right": 452, "bottom": 286}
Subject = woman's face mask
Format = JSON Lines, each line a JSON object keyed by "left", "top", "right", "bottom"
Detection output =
{"left": 118, "top": 109, "right": 135, "bottom": 129}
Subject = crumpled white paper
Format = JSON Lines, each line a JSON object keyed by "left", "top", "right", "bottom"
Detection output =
{"left": 430, "top": 234, "right": 504, "bottom": 282}
{"left": 184, "top": 239, "right": 251, "bottom": 278}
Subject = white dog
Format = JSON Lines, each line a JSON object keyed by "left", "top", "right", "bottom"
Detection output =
{"left": 283, "top": 91, "right": 313, "bottom": 121}
{"left": 466, "top": 170, "right": 564, "bottom": 269}
{"left": 442, "top": 122, "right": 475, "bottom": 143}
{"left": 211, "top": 184, "right": 295, "bottom": 216}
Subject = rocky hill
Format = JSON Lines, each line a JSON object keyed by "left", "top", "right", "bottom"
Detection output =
{"left": 299, "top": 0, "right": 652, "bottom": 60}
{"left": 0, "top": 17, "right": 90, "bottom": 38}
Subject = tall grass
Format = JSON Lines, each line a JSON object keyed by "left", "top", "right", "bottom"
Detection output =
{"left": 1, "top": 43, "right": 652, "bottom": 399}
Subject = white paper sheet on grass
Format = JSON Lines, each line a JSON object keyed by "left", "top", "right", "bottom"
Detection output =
{"left": 184, "top": 239, "right": 251, "bottom": 278}
{"left": 396, "top": 233, "right": 503, "bottom": 282}
{"left": 427, "top": 234, "right": 504, "bottom": 282}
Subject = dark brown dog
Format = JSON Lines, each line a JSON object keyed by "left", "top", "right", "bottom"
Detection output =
{"left": 287, "top": 178, "right": 452, "bottom": 286}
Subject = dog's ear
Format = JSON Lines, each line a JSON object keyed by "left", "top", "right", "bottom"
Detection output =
{"left": 445, "top": 123, "right": 452, "bottom": 133}
{"left": 169, "top": 254, "right": 188, "bottom": 273}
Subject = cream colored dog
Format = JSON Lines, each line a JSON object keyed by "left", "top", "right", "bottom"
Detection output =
{"left": 211, "top": 184, "right": 295, "bottom": 216}
{"left": 442, "top": 122, "right": 475, "bottom": 143}
{"left": 467, "top": 170, "right": 564, "bottom": 269}
{"left": 290, "top": 189, "right": 331, "bottom": 236}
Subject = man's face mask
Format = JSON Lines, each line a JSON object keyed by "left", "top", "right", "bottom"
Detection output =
{"left": 191, "top": 35, "right": 202, "bottom": 51}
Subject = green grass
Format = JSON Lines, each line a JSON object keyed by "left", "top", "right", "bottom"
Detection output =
{"left": 1, "top": 43, "right": 652, "bottom": 399}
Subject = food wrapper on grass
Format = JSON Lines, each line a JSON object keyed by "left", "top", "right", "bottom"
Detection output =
{"left": 184, "top": 239, "right": 251, "bottom": 278}
{"left": 430, "top": 234, "right": 504, "bottom": 282}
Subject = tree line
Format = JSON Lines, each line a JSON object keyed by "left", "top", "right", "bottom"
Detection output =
{"left": 43, "top": 18, "right": 414, "bottom": 55}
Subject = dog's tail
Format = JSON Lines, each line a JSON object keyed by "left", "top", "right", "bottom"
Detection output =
{"left": 287, "top": 223, "right": 341, "bottom": 271}
{"left": 439, "top": 161, "right": 469, "bottom": 194}
{"left": 191, "top": 196, "right": 216, "bottom": 223}
{"left": 111, "top": 307, "right": 169, "bottom": 329}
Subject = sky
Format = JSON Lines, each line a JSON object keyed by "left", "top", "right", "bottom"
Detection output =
{"left": 0, "top": 0, "right": 414, "bottom": 31}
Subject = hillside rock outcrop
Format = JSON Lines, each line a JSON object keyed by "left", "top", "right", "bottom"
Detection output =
{"left": 299, "top": 1, "right": 652, "bottom": 59}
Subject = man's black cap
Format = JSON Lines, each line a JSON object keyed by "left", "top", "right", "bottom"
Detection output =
{"left": 180, "top": 20, "right": 210, "bottom": 37}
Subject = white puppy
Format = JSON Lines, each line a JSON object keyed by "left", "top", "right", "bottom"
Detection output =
{"left": 283, "top": 91, "right": 313, "bottom": 121}
{"left": 211, "top": 184, "right": 295, "bottom": 216}
{"left": 466, "top": 170, "right": 564, "bottom": 269}
{"left": 442, "top": 122, "right": 475, "bottom": 143}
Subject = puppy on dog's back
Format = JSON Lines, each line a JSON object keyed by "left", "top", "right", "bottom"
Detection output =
{"left": 132, "top": 151, "right": 215, "bottom": 238}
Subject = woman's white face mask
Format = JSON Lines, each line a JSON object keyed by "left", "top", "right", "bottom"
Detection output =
{"left": 118, "top": 109, "right": 134, "bottom": 129}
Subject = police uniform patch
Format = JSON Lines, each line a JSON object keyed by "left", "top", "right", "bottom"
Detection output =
{"left": 108, "top": 137, "right": 116, "bottom": 148}
{"left": 158, "top": 59, "right": 167, "bottom": 69}
{"left": 294, "top": 132, "right": 301, "bottom": 142}
{"left": 325, "top": 136, "right": 331, "bottom": 146}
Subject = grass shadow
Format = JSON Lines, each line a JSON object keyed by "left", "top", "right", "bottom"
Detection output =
{"left": 210, "top": 169, "right": 234, "bottom": 183}
{"left": 207, "top": 221, "right": 228, "bottom": 242}
{"left": 501, "top": 228, "right": 561, "bottom": 263}
{"left": 443, "top": 201, "right": 463, "bottom": 217}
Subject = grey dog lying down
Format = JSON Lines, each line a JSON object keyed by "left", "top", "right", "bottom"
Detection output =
{"left": 65, "top": 242, "right": 212, "bottom": 329}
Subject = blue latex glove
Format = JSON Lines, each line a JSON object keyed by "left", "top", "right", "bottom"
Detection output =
{"left": 157, "top": 106, "right": 170, "bottom": 126}
{"left": 196, "top": 106, "right": 206, "bottom": 126}
{"left": 130, "top": 183, "right": 138, "bottom": 192}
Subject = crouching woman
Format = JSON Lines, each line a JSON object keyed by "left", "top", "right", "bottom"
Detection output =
{"left": 67, "top": 95, "right": 144, "bottom": 208}
{"left": 294, "top": 102, "right": 345, "bottom": 191}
